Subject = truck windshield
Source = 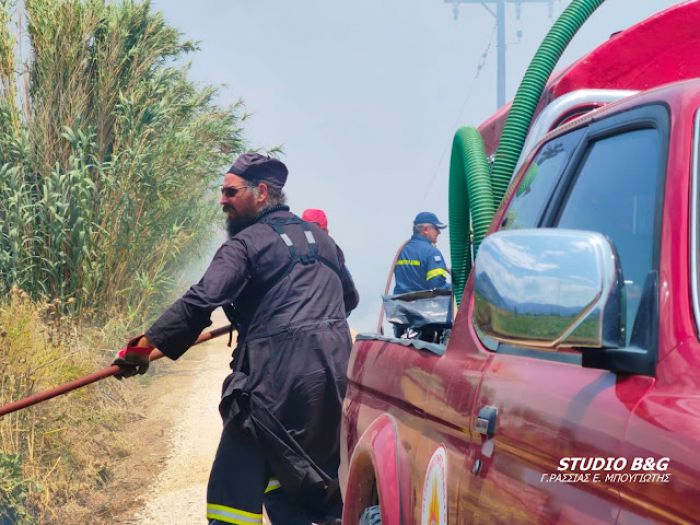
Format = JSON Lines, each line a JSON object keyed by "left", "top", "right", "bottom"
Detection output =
{"left": 501, "top": 128, "right": 583, "bottom": 231}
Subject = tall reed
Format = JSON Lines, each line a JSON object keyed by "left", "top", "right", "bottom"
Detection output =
{"left": 0, "top": 0, "right": 246, "bottom": 323}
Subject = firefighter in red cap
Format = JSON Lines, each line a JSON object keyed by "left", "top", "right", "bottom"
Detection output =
{"left": 301, "top": 208, "right": 357, "bottom": 318}
{"left": 301, "top": 208, "right": 329, "bottom": 233}
{"left": 113, "top": 152, "right": 359, "bottom": 525}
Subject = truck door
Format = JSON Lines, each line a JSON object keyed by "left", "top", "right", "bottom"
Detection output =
{"left": 463, "top": 105, "right": 668, "bottom": 524}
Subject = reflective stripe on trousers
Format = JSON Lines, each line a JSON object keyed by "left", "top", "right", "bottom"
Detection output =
{"left": 207, "top": 503, "right": 263, "bottom": 525}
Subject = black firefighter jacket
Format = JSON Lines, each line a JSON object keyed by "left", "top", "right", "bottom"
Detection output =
{"left": 145, "top": 205, "right": 359, "bottom": 517}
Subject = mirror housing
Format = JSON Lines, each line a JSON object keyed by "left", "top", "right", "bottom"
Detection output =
{"left": 473, "top": 229, "right": 625, "bottom": 350}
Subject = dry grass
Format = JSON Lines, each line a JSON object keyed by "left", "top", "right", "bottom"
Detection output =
{"left": 0, "top": 287, "right": 140, "bottom": 524}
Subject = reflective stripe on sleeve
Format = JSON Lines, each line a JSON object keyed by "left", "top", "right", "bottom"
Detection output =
{"left": 396, "top": 259, "right": 421, "bottom": 266}
{"left": 426, "top": 268, "right": 448, "bottom": 280}
{"left": 206, "top": 503, "right": 263, "bottom": 525}
{"left": 265, "top": 478, "right": 281, "bottom": 493}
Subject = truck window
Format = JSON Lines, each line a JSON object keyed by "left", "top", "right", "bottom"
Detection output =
{"left": 555, "top": 128, "right": 663, "bottom": 344}
{"left": 501, "top": 129, "right": 583, "bottom": 230}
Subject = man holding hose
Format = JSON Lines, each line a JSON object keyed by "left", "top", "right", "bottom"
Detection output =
{"left": 113, "top": 152, "right": 359, "bottom": 525}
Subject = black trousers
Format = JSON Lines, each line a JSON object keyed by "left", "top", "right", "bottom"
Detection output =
{"left": 207, "top": 427, "right": 312, "bottom": 525}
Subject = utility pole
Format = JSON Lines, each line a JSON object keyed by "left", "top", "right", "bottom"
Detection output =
{"left": 445, "top": 0, "right": 556, "bottom": 108}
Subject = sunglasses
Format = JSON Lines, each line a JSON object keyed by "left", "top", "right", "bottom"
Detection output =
{"left": 220, "top": 185, "right": 254, "bottom": 198}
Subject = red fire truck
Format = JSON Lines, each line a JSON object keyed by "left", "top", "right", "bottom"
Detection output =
{"left": 340, "top": 2, "right": 700, "bottom": 523}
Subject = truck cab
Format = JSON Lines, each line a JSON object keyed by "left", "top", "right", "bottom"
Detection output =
{"left": 339, "top": 13, "right": 700, "bottom": 520}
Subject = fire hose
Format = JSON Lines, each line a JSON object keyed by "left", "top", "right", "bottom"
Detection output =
{"left": 376, "top": 239, "right": 409, "bottom": 335}
{"left": 0, "top": 324, "right": 232, "bottom": 417}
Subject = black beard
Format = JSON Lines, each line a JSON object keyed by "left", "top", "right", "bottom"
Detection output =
{"left": 226, "top": 214, "right": 256, "bottom": 237}
{"left": 224, "top": 203, "right": 286, "bottom": 238}
{"left": 226, "top": 216, "right": 243, "bottom": 237}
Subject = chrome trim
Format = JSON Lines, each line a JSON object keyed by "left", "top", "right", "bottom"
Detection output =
{"left": 514, "top": 89, "right": 639, "bottom": 176}
{"left": 473, "top": 229, "right": 623, "bottom": 349}
{"left": 691, "top": 109, "right": 700, "bottom": 337}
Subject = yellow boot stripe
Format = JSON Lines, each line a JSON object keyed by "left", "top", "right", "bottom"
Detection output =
{"left": 206, "top": 503, "right": 263, "bottom": 525}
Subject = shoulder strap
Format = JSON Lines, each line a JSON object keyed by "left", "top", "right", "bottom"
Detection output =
{"left": 228, "top": 216, "right": 344, "bottom": 343}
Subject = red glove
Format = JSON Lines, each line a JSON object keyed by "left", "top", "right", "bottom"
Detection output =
{"left": 112, "top": 335, "right": 154, "bottom": 379}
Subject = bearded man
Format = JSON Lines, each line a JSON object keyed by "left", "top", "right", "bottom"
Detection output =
{"left": 114, "top": 152, "right": 359, "bottom": 525}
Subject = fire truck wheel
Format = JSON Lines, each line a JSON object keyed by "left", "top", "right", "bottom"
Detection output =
{"left": 359, "top": 505, "right": 381, "bottom": 525}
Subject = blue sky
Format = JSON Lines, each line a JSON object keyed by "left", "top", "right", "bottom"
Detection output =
{"left": 152, "top": 0, "right": 683, "bottom": 330}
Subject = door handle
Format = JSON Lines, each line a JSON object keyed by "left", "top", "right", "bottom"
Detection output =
{"left": 476, "top": 406, "right": 497, "bottom": 437}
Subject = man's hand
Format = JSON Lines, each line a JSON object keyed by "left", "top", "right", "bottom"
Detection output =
{"left": 112, "top": 335, "right": 155, "bottom": 379}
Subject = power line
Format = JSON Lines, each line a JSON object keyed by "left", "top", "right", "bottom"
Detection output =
{"left": 444, "top": 0, "right": 556, "bottom": 107}
{"left": 421, "top": 23, "right": 497, "bottom": 206}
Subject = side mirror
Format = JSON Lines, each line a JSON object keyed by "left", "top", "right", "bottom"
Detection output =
{"left": 473, "top": 229, "right": 624, "bottom": 350}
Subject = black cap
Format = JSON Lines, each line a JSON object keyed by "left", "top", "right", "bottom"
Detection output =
{"left": 227, "top": 152, "right": 288, "bottom": 188}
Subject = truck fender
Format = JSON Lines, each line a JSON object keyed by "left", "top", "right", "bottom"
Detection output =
{"left": 342, "top": 413, "right": 407, "bottom": 525}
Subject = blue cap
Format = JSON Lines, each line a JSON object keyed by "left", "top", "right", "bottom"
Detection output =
{"left": 414, "top": 211, "right": 447, "bottom": 229}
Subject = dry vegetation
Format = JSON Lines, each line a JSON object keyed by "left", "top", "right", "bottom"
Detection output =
{"left": 0, "top": 288, "right": 137, "bottom": 524}
{"left": 0, "top": 0, "right": 250, "bottom": 522}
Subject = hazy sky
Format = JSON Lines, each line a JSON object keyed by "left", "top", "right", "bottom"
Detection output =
{"left": 151, "top": 0, "right": 683, "bottom": 330}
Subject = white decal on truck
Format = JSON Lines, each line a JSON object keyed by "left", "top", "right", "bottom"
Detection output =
{"left": 421, "top": 446, "right": 447, "bottom": 525}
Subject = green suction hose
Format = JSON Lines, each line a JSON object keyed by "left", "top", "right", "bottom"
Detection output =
{"left": 449, "top": 0, "right": 606, "bottom": 304}
{"left": 490, "top": 0, "right": 606, "bottom": 202}
{"left": 449, "top": 126, "right": 493, "bottom": 306}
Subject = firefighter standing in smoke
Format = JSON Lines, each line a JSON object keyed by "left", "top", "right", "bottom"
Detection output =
{"left": 113, "top": 153, "right": 359, "bottom": 524}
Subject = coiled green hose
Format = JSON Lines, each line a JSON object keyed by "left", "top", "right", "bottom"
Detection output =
{"left": 449, "top": 0, "right": 606, "bottom": 304}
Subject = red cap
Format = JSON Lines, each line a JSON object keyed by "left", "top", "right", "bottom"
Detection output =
{"left": 301, "top": 208, "right": 328, "bottom": 231}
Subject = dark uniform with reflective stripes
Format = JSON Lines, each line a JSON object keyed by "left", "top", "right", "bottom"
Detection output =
{"left": 393, "top": 234, "right": 450, "bottom": 294}
{"left": 145, "top": 205, "right": 358, "bottom": 525}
